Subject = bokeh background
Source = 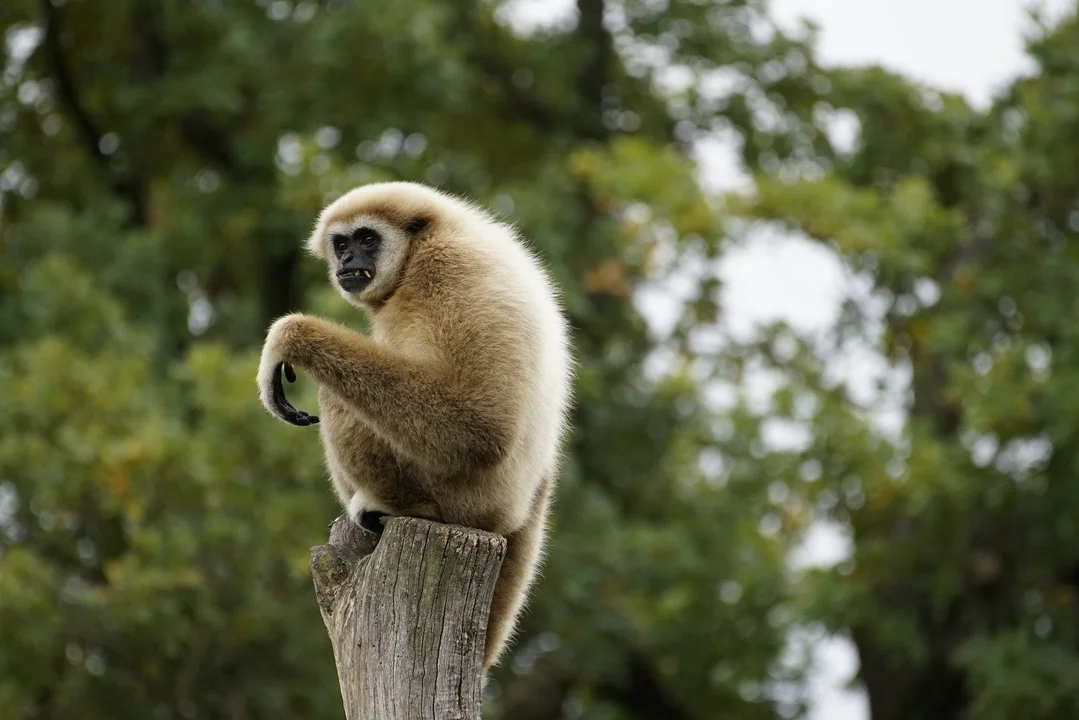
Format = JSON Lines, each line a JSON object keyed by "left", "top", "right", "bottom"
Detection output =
{"left": 3, "top": 0, "right": 1079, "bottom": 718}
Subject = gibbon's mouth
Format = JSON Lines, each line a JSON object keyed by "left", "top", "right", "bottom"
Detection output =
{"left": 338, "top": 268, "right": 373, "bottom": 279}
{"left": 337, "top": 267, "right": 375, "bottom": 292}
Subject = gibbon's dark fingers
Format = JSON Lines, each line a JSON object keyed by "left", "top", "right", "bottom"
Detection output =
{"left": 271, "top": 368, "right": 310, "bottom": 425}
{"left": 271, "top": 361, "right": 320, "bottom": 427}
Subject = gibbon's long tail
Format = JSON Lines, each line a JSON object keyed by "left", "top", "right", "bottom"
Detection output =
{"left": 483, "top": 474, "right": 554, "bottom": 668}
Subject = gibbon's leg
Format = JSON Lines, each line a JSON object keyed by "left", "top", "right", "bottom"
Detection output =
{"left": 259, "top": 313, "right": 515, "bottom": 476}
{"left": 483, "top": 476, "right": 553, "bottom": 669}
{"left": 316, "top": 389, "right": 387, "bottom": 529}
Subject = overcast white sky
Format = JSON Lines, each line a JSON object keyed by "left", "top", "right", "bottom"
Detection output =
{"left": 772, "top": 0, "right": 1073, "bottom": 109}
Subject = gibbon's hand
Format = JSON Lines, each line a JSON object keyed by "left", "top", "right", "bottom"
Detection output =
{"left": 257, "top": 314, "right": 320, "bottom": 428}
{"left": 272, "top": 362, "right": 320, "bottom": 427}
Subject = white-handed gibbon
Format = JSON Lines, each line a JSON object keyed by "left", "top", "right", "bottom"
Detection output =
{"left": 257, "top": 181, "right": 574, "bottom": 670}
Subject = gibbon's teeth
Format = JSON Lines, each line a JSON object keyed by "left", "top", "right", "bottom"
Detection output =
{"left": 362, "top": 270, "right": 372, "bottom": 278}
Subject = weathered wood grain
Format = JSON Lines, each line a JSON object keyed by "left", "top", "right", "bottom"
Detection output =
{"left": 310, "top": 515, "right": 506, "bottom": 720}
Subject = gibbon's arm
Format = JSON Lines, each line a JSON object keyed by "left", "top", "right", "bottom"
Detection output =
{"left": 258, "top": 313, "right": 511, "bottom": 475}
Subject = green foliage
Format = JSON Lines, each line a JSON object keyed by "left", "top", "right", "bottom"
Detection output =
{"left": 8, "top": 0, "right": 1079, "bottom": 717}
{"left": 732, "top": 5, "right": 1079, "bottom": 720}
{"left": 0, "top": 0, "right": 819, "bottom": 718}
{"left": 0, "top": 266, "right": 337, "bottom": 720}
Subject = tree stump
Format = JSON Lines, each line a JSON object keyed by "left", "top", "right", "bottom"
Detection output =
{"left": 309, "top": 515, "right": 507, "bottom": 720}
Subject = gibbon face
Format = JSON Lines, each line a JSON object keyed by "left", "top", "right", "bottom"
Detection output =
{"left": 329, "top": 225, "right": 382, "bottom": 294}
{"left": 317, "top": 216, "right": 408, "bottom": 307}
{"left": 307, "top": 189, "right": 430, "bottom": 309}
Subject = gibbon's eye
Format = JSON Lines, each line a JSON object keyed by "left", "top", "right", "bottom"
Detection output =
{"left": 331, "top": 235, "right": 348, "bottom": 256}
{"left": 354, "top": 227, "right": 381, "bottom": 249}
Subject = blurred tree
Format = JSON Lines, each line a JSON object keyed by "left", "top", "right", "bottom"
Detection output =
{"left": 0, "top": 0, "right": 827, "bottom": 718}
{"left": 17, "top": 0, "right": 1079, "bottom": 718}
{"left": 736, "top": 5, "right": 1079, "bottom": 720}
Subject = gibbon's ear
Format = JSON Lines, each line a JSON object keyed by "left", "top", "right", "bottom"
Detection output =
{"left": 405, "top": 216, "right": 430, "bottom": 235}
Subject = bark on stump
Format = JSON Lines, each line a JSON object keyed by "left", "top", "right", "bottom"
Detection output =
{"left": 309, "top": 515, "right": 507, "bottom": 720}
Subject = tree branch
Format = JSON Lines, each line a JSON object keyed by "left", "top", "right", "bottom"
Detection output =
{"left": 596, "top": 649, "right": 694, "bottom": 720}
{"left": 310, "top": 515, "right": 506, "bottom": 720}
{"left": 39, "top": 0, "right": 148, "bottom": 226}
{"left": 576, "top": 0, "right": 613, "bottom": 141}
{"left": 447, "top": 1, "right": 563, "bottom": 133}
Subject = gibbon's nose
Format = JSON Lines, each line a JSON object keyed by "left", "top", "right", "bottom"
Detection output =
{"left": 340, "top": 251, "right": 354, "bottom": 264}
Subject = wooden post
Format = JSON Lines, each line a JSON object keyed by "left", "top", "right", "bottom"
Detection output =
{"left": 309, "top": 515, "right": 507, "bottom": 720}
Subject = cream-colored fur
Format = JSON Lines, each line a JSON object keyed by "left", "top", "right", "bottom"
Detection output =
{"left": 257, "top": 181, "right": 574, "bottom": 668}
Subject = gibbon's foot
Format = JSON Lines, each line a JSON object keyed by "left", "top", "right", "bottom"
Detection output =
{"left": 271, "top": 361, "right": 321, "bottom": 427}
{"left": 358, "top": 510, "right": 389, "bottom": 534}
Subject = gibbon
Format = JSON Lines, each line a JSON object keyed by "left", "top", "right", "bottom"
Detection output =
{"left": 256, "top": 181, "right": 574, "bottom": 670}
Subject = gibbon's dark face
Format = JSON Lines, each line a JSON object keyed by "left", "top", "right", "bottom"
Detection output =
{"left": 331, "top": 226, "right": 382, "bottom": 293}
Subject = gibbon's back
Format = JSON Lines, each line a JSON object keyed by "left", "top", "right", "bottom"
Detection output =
{"left": 444, "top": 194, "right": 575, "bottom": 488}
{"left": 362, "top": 181, "right": 574, "bottom": 486}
